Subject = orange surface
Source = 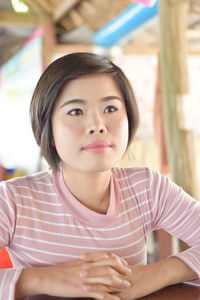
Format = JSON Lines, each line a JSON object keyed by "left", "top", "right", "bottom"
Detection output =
{"left": 0, "top": 248, "right": 12, "bottom": 268}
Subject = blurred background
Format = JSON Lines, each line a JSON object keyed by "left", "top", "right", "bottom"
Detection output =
{"left": 0, "top": 0, "right": 200, "bottom": 265}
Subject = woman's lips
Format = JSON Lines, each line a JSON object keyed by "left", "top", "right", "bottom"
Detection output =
{"left": 82, "top": 140, "right": 112, "bottom": 153}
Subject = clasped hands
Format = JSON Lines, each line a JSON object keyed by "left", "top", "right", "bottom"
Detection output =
{"left": 79, "top": 252, "right": 133, "bottom": 299}
{"left": 41, "top": 252, "right": 158, "bottom": 299}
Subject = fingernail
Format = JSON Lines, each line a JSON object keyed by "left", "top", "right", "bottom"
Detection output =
{"left": 83, "top": 285, "right": 90, "bottom": 291}
{"left": 80, "top": 270, "right": 87, "bottom": 277}
{"left": 80, "top": 254, "right": 87, "bottom": 259}
{"left": 123, "top": 280, "right": 131, "bottom": 287}
{"left": 125, "top": 267, "right": 132, "bottom": 274}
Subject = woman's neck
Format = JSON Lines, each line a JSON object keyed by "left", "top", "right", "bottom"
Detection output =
{"left": 62, "top": 167, "right": 112, "bottom": 214}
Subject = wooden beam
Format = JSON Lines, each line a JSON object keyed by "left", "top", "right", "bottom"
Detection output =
{"left": 23, "top": 0, "right": 50, "bottom": 19}
{"left": 53, "top": 0, "right": 80, "bottom": 22}
{"left": 53, "top": 44, "right": 93, "bottom": 55}
{"left": 54, "top": 44, "right": 200, "bottom": 56}
{"left": 123, "top": 45, "right": 200, "bottom": 55}
{"left": 0, "top": 9, "right": 39, "bottom": 27}
{"left": 123, "top": 45, "right": 158, "bottom": 54}
{"left": 34, "top": 0, "right": 53, "bottom": 14}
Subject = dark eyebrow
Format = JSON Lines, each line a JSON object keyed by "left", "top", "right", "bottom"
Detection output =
{"left": 101, "top": 96, "right": 123, "bottom": 102}
{"left": 59, "top": 95, "right": 123, "bottom": 109}
{"left": 60, "top": 99, "right": 86, "bottom": 108}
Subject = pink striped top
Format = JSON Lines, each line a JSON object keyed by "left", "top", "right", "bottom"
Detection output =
{"left": 0, "top": 167, "right": 200, "bottom": 299}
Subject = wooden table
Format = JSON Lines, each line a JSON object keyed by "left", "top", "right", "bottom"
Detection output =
{"left": 30, "top": 283, "right": 200, "bottom": 299}
{"left": 139, "top": 284, "right": 200, "bottom": 300}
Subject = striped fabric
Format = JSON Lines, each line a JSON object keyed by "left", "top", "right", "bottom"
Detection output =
{"left": 0, "top": 167, "right": 200, "bottom": 299}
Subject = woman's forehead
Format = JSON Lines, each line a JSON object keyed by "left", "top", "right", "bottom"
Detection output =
{"left": 55, "top": 73, "right": 123, "bottom": 103}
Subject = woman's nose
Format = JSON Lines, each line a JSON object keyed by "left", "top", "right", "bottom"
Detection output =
{"left": 86, "top": 113, "right": 107, "bottom": 135}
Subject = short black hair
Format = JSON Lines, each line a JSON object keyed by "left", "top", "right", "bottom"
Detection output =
{"left": 30, "top": 52, "right": 139, "bottom": 171}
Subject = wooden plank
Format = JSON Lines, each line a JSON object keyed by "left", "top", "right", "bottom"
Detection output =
{"left": 53, "top": 0, "right": 80, "bottom": 22}
{"left": 0, "top": 9, "right": 39, "bottom": 27}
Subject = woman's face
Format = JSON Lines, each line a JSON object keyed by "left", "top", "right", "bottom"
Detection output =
{"left": 51, "top": 73, "right": 129, "bottom": 174}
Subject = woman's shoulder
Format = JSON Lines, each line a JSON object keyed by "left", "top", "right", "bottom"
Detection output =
{"left": 112, "top": 166, "right": 166, "bottom": 188}
{"left": 0, "top": 169, "right": 52, "bottom": 189}
{"left": 113, "top": 166, "right": 166, "bottom": 179}
{"left": 112, "top": 166, "right": 150, "bottom": 180}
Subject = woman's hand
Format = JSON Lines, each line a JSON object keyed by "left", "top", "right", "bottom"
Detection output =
{"left": 116, "top": 264, "right": 162, "bottom": 300}
{"left": 80, "top": 252, "right": 132, "bottom": 296}
{"left": 80, "top": 260, "right": 165, "bottom": 299}
{"left": 15, "top": 256, "right": 129, "bottom": 300}
{"left": 117, "top": 258, "right": 198, "bottom": 299}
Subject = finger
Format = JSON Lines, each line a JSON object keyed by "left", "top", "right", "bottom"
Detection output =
{"left": 80, "top": 264, "right": 119, "bottom": 278}
{"left": 90, "top": 292, "right": 120, "bottom": 300}
{"left": 84, "top": 285, "right": 121, "bottom": 299}
{"left": 82, "top": 257, "right": 132, "bottom": 275}
{"left": 81, "top": 252, "right": 109, "bottom": 261}
{"left": 81, "top": 252, "right": 128, "bottom": 266}
{"left": 82, "top": 275, "right": 131, "bottom": 289}
{"left": 80, "top": 266, "right": 131, "bottom": 289}
{"left": 80, "top": 265, "right": 131, "bottom": 287}
{"left": 83, "top": 285, "right": 121, "bottom": 300}
{"left": 111, "top": 253, "right": 128, "bottom": 266}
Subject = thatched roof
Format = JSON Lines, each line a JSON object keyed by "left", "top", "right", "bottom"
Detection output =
{"left": 0, "top": 0, "right": 200, "bottom": 66}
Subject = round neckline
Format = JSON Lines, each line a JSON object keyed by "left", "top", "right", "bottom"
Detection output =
{"left": 52, "top": 168, "right": 120, "bottom": 227}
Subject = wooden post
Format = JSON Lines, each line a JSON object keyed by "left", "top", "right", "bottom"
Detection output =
{"left": 154, "top": 58, "right": 172, "bottom": 259}
{"left": 24, "top": 0, "right": 56, "bottom": 68}
{"left": 41, "top": 19, "right": 56, "bottom": 68}
{"left": 159, "top": 0, "right": 197, "bottom": 252}
{"left": 158, "top": 0, "right": 196, "bottom": 197}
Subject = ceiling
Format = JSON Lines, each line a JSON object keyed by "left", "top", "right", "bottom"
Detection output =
{"left": 0, "top": 0, "right": 200, "bottom": 67}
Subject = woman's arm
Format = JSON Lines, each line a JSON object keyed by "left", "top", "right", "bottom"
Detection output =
{"left": 117, "top": 256, "right": 198, "bottom": 299}
{"left": 158, "top": 257, "right": 198, "bottom": 285}
{"left": 0, "top": 182, "right": 22, "bottom": 300}
{"left": 148, "top": 169, "right": 200, "bottom": 284}
{"left": 15, "top": 267, "right": 42, "bottom": 299}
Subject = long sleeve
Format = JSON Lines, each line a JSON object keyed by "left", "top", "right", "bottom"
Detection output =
{"left": 148, "top": 168, "right": 200, "bottom": 285}
{"left": 0, "top": 181, "right": 23, "bottom": 299}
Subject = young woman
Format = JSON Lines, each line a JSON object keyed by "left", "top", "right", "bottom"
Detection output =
{"left": 0, "top": 52, "right": 200, "bottom": 300}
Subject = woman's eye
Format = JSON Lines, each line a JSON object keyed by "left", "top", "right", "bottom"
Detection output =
{"left": 67, "top": 108, "right": 83, "bottom": 116}
{"left": 104, "top": 106, "right": 118, "bottom": 113}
